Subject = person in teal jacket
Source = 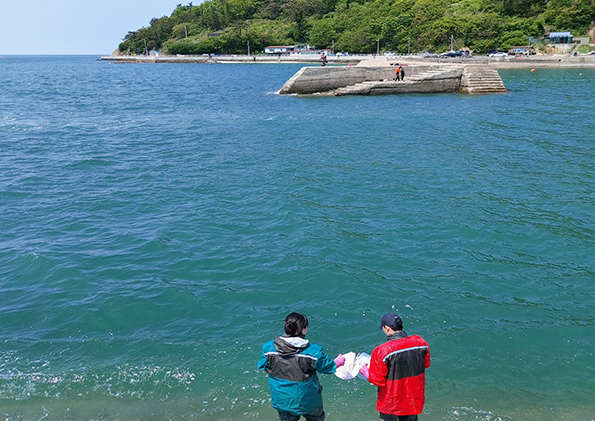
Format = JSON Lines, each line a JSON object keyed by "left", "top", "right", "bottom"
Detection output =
{"left": 258, "top": 312, "right": 345, "bottom": 421}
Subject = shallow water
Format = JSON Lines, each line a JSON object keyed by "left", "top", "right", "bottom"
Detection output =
{"left": 1, "top": 56, "right": 594, "bottom": 420}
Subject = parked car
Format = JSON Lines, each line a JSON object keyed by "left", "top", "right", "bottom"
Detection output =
{"left": 489, "top": 52, "right": 508, "bottom": 57}
{"left": 384, "top": 51, "right": 396, "bottom": 56}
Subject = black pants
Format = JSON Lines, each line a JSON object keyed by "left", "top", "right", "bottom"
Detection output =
{"left": 379, "top": 413, "right": 418, "bottom": 421}
{"left": 278, "top": 407, "right": 325, "bottom": 421}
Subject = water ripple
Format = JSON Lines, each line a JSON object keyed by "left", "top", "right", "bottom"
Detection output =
{"left": 1, "top": 58, "right": 594, "bottom": 420}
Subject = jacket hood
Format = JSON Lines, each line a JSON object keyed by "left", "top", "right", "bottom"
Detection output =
{"left": 273, "top": 336, "right": 310, "bottom": 355}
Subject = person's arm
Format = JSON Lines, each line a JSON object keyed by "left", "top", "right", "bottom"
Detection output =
{"left": 359, "top": 364, "right": 369, "bottom": 379}
{"left": 257, "top": 346, "right": 270, "bottom": 371}
{"left": 367, "top": 348, "right": 388, "bottom": 387}
{"left": 315, "top": 351, "right": 337, "bottom": 374}
{"left": 424, "top": 343, "right": 431, "bottom": 369}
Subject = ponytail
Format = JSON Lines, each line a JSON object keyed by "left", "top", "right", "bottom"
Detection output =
{"left": 284, "top": 312, "right": 309, "bottom": 337}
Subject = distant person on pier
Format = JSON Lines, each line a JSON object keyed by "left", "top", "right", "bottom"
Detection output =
{"left": 359, "top": 314, "right": 431, "bottom": 421}
{"left": 321, "top": 52, "right": 328, "bottom": 66}
{"left": 394, "top": 66, "right": 401, "bottom": 81}
{"left": 258, "top": 312, "right": 345, "bottom": 421}
{"left": 400, "top": 66, "right": 405, "bottom": 81}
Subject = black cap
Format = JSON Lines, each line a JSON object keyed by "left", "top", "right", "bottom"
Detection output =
{"left": 380, "top": 313, "right": 403, "bottom": 331}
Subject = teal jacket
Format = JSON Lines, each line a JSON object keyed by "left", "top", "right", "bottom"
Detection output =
{"left": 258, "top": 336, "right": 337, "bottom": 415}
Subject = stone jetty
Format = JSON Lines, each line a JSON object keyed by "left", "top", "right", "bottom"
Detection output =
{"left": 460, "top": 66, "right": 507, "bottom": 94}
{"left": 279, "top": 63, "right": 506, "bottom": 96}
{"left": 100, "top": 53, "right": 595, "bottom": 97}
{"left": 276, "top": 54, "right": 595, "bottom": 96}
{"left": 100, "top": 54, "right": 363, "bottom": 65}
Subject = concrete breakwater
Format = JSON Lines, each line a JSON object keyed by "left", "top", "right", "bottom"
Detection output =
{"left": 101, "top": 52, "right": 595, "bottom": 67}
{"left": 100, "top": 53, "right": 595, "bottom": 97}
{"left": 278, "top": 64, "right": 507, "bottom": 96}
{"left": 100, "top": 54, "right": 363, "bottom": 64}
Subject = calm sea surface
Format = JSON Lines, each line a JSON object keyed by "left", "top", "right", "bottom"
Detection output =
{"left": 1, "top": 56, "right": 594, "bottom": 421}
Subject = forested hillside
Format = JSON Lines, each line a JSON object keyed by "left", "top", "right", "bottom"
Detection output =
{"left": 117, "top": 0, "right": 595, "bottom": 55}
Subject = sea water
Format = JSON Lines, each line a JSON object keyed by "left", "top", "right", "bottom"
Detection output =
{"left": 0, "top": 56, "right": 594, "bottom": 421}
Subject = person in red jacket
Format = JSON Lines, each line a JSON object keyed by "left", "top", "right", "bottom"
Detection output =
{"left": 359, "top": 314, "right": 431, "bottom": 421}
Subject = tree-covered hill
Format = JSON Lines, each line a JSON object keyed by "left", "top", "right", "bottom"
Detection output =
{"left": 117, "top": 0, "right": 595, "bottom": 55}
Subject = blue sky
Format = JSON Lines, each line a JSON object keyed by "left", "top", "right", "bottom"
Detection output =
{"left": 0, "top": 0, "right": 184, "bottom": 55}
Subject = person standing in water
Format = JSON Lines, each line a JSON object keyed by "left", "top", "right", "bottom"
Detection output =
{"left": 258, "top": 312, "right": 345, "bottom": 421}
{"left": 360, "top": 314, "right": 430, "bottom": 421}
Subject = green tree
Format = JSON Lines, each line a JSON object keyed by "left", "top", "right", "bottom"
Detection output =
{"left": 461, "top": 13, "right": 500, "bottom": 53}
{"left": 543, "top": 0, "right": 595, "bottom": 32}
{"left": 118, "top": 0, "right": 595, "bottom": 56}
{"left": 309, "top": 17, "right": 339, "bottom": 47}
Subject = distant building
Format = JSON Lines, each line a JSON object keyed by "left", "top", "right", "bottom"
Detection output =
{"left": 291, "top": 49, "right": 332, "bottom": 56}
{"left": 546, "top": 32, "right": 574, "bottom": 44}
{"left": 508, "top": 46, "right": 535, "bottom": 55}
{"left": 265, "top": 46, "right": 290, "bottom": 54}
{"left": 573, "top": 37, "right": 590, "bottom": 45}
{"left": 264, "top": 45, "right": 331, "bottom": 55}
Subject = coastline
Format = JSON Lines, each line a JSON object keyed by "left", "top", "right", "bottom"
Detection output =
{"left": 100, "top": 53, "right": 595, "bottom": 68}
{"left": 100, "top": 54, "right": 361, "bottom": 65}
{"left": 98, "top": 52, "right": 595, "bottom": 97}
{"left": 365, "top": 55, "right": 595, "bottom": 69}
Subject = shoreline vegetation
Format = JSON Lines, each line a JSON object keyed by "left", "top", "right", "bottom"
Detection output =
{"left": 115, "top": 0, "right": 595, "bottom": 57}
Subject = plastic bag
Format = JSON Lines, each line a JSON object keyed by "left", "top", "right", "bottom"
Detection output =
{"left": 334, "top": 352, "right": 371, "bottom": 380}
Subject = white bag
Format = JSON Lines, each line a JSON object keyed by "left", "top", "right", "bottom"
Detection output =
{"left": 334, "top": 352, "right": 371, "bottom": 380}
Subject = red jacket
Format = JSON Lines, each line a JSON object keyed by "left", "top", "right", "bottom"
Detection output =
{"left": 368, "top": 332, "right": 430, "bottom": 416}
